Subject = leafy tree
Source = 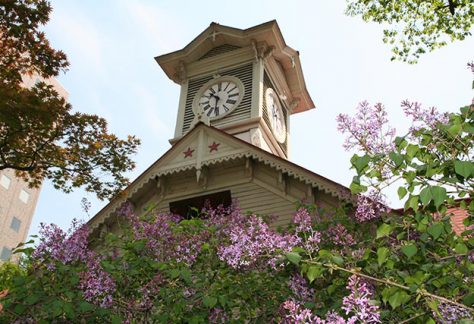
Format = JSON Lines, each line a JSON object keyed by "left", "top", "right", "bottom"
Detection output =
{"left": 0, "top": 0, "right": 140, "bottom": 200}
{"left": 346, "top": 0, "right": 474, "bottom": 63}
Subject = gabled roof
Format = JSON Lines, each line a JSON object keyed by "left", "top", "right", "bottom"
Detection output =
{"left": 155, "top": 20, "right": 314, "bottom": 113}
{"left": 88, "top": 123, "right": 352, "bottom": 231}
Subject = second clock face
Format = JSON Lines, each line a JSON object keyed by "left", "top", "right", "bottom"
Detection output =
{"left": 265, "top": 88, "right": 287, "bottom": 143}
{"left": 195, "top": 77, "right": 244, "bottom": 119}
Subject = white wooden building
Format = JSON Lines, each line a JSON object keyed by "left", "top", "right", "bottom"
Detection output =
{"left": 88, "top": 20, "right": 352, "bottom": 236}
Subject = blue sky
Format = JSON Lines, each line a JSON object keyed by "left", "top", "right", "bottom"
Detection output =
{"left": 30, "top": 0, "right": 474, "bottom": 236}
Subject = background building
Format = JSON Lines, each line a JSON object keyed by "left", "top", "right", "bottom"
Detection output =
{"left": 0, "top": 76, "right": 68, "bottom": 262}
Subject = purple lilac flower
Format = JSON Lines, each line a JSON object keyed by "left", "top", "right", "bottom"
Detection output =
{"left": 288, "top": 274, "right": 314, "bottom": 303}
{"left": 325, "top": 311, "right": 347, "bottom": 324}
{"left": 292, "top": 208, "right": 322, "bottom": 254}
{"left": 218, "top": 215, "right": 299, "bottom": 270}
{"left": 342, "top": 275, "right": 380, "bottom": 323}
{"left": 354, "top": 190, "right": 387, "bottom": 223}
{"left": 293, "top": 208, "right": 313, "bottom": 233}
{"left": 128, "top": 210, "right": 208, "bottom": 266}
{"left": 401, "top": 100, "right": 449, "bottom": 135}
{"left": 32, "top": 219, "right": 90, "bottom": 269}
{"left": 78, "top": 256, "right": 116, "bottom": 308}
{"left": 435, "top": 302, "right": 473, "bottom": 323}
{"left": 327, "top": 224, "right": 356, "bottom": 247}
{"left": 208, "top": 308, "right": 229, "bottom": 324}
{"left": 336, "top": 101, "right": 396, "bottom": 155}
{"left": 139, "top": 272, "right": 163, "bottom": 310}
{"left": 279, "top": 300, "right": 323, "bottom": 324}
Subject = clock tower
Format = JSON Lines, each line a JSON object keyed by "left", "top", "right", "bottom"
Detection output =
{"left": 155, "top": 20, "right": 314, "bottom": 159}
{"left": 89, "top": 21, "right": 351, "bottom": 238}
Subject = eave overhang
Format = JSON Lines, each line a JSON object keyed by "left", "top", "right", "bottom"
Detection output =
{"left": 155, "top": 20, "right": 314, "bottom": 114}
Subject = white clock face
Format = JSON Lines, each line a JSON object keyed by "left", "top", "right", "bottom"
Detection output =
{"left": 194, "top": 76, "right": 244, "bottom": 120}
{"left": 265, "top": 88, "right": 286, "bottom": 143}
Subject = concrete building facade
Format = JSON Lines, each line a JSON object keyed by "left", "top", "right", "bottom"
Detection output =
{"left": 0, "top": 76, "right": 68, "bottom": 261}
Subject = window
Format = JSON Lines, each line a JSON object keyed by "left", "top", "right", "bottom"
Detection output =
{"left": 169, "top": 190, "right": 232, "bottom": 219}
{"left": 10, "top": 217, "right": 21, "bottom": 233}
{"left": 0, "top": 174, "right": 11, "bottom": 189}
{"left": 0, "top": 247, "right": 12, "bottom": 261}
{"left": 19, "top": 189, "right": 29, "bottom": 203}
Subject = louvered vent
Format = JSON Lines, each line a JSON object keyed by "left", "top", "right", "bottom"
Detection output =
{"left": 199, "top": 44, "right": 241, "bottom": 60}
{"left": 183, "top": 63, "right": 253, "bottom": 133}
{"left": 263, "top": 72, "right": 288, "bottom": 153}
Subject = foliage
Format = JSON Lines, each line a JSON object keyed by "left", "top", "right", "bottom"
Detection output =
{"left": 0, "top": 0, "right": 140, "bottom": 200}
{"left": 345, "top": 0, "right": 474, "bottom": 63}
{"left": 0, "top": 262, "right": 24, "bottom": 291}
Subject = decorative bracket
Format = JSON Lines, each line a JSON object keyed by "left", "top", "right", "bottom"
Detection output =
{"left": 173, "top": 60, "right": 187, "bottom": 84}
{"left": 245, "top": 157, "right": 254, "bottom": 180}
{"left": 278, "top": 171, "right": 288, "bottom": 195}
{"left": 306, "top": 184, "right": 315, "bottom": 204}
{"left": 156, "top": 176, "right": 167, "bottom": 200}
{"left": 196, "top": 166, "right": 208, "bottom": 189}
{"left": 289, "top": 97, "right": 300, "bottom": 112}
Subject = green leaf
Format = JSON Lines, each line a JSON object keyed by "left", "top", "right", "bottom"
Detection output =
{"left": 419, "top": 187, "right": 433, "bottom": 206}
{"left": 78, "top": 301, "right": 94, "bottom": 313}
{"left": 286, "top": 252, "right": 302, "bottom": 265}
{"left": 14, "top": 303, "right": 26, "bottom": 315}
{"left": 388, "top": 290, "right": 410, "bottom": 309}
{"left": 111, "top": 315, "right": 123, "bottom": 324}
{"left": 170, "top": 269, "right": 180, "bottom": 279}
{"left": 454, "top": 160, "right": 474, "bottom": 179}
{"left": 448, "top": 124, "right": 462, "bottom": 136}
{"left": 331, "top": 255, "right": 343, "bottom": 266}
{"left": 391, "top": 291, "right": 411, "bottom": 309}
{"left": 395, "top": 136, "right": 407, "bottom": 149}
{"left": 377, "top": 247, "right": 389, "bottom": 266}
{"left": 401, "top": 244, "right": 417, "bottom": 259}
{"left": 427, "top": 223, "right": 444, "bottom": 240}
{"left": 307, "top": 265, "right": 323, "bottom": 283}
{"left": 405, "top": 195, "right": 419, "bottom": 211}
{"left": 431, "top": 186, "right": 447, "bottom": 208}
{"left": 463, "top": 293, "right": 474, "bottom": 306}
{"left": 455, "top": 242, "right": 468, "bottom": 254}
{"left": 25, "top": 294, "right": 40, "bottom": 305}
{"left": 351, "top": 154, "right": 371, "bottom": 173}
{"left": 406, "top": 144, "right": 419, "bottom": 158}
{"left": 397, "top": 187, "right": 407, "bottom": 199}
{"left": 350, "top": 182, "right": 366, "bottom": 194}
{"left": 180, "top": 269, "right": 192, "bottom": 284}
{"left": 389, "top": 152, "right": 404, "bottom": 167}
{"left": 376, "top": 223, "right": 393, "bottom": 239}
{"left": 203, "top": 296, "right": 218, "bottom": 308}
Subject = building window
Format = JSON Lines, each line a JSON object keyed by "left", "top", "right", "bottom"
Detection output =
{"left": 169, "top": 190, "right": 232, "bottom": 219}
{"left": 10, "top": 217, "right": 21, "bottom": 233}
{"left": 0, "top": 175, "right": 11, "bottom": 189}
{"left": 0, "top": 247, "right": 12, "bottom": 261}
{"left": 19, "top": 189, "right": 29, "bottom": 203}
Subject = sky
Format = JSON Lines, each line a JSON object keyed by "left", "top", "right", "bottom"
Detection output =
{"left": 29, "top": 0, "right": 474, "bottom": 236}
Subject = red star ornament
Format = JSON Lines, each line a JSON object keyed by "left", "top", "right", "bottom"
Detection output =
{"left": 208, "top": 141, "right": 220, "bottom": 152}
{"left": 183, "top": 147, "right": 194, "bottom": 158}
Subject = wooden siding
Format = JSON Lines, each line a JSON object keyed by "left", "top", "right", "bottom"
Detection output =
{"left": 131, "top": 159, "right": 343, "bottom": 230}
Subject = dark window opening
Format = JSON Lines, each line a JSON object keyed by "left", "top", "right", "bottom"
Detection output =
{"left": 169, "top": 190, "right": 232, "bottom": 219}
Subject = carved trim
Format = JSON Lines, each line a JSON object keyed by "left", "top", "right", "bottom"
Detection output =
{"left": 89, "top": 147, "right": 353, "bottom": 232}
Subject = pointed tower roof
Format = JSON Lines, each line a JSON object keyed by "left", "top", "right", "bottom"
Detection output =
{"left": 155, "top": 20, "right": 314, "bottom": 114}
